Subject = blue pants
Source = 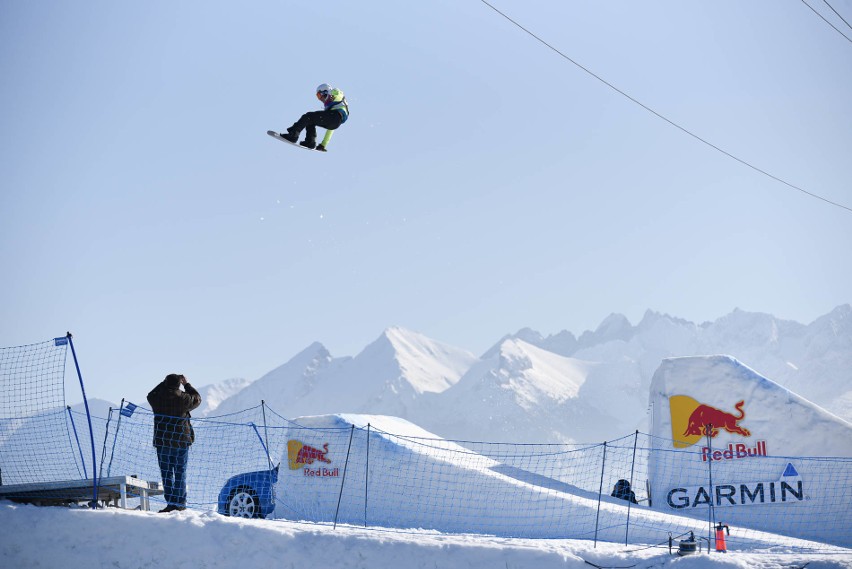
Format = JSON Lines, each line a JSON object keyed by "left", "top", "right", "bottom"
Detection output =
{"left": 156, "top": 446, "right": 189, "bottom": 506}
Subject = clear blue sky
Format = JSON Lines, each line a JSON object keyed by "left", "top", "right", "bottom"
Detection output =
{"left": 2, "top": 1, "right": 850, "bottom": 405}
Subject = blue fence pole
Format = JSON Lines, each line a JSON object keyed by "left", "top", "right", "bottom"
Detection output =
{"left": 65, "top": 406, "right": 88, "bottom": 479}
{"left": 705, "top": 423, "right": 715, "bottom": 549}
{"left": 625, "top": 430, "right": 638, "bottom": 546}
{"left": 106, "top": 402, "right": 126, "bottom": 478}
{"left": 333, "top": 424, "right": 355, "bottom": 530}
{"left": 98, "top": 406, "right": 114, "bottom": 479}
{"left": 66, "top": 333, "right": 99, "bottom": 507}
{"left": 261, "top": 401, "right": 273, "bottom": 471}
{"left": 249, "top": 423, "right": 272, "bottom": 463}
{"left": 594, "top": 441, "right": 607, "bottom": 548}
{"left": 261, "top": 401, "right": 276, "bottom": 509}
{"left": 364, "top": 423, "right": 370, "bottom": 528}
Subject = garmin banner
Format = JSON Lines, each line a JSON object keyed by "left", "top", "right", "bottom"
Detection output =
{"left": 666, "top": 463, "right": 803, "bottom": 510}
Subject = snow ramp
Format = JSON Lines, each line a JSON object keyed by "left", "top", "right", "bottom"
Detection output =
{"left": 648, "top": 355, "right": 852, "bottom": 548}
{"left": 270, "top": 414, "right": 842, "bottom": 551}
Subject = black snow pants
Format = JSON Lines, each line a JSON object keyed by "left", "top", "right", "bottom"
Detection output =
{"left": 288, "top": 110, "right": 343, "bottom": 144}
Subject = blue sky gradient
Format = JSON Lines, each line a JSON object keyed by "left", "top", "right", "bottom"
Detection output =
{"left": 2, "top": 1, "right": 850, "bottom": 404}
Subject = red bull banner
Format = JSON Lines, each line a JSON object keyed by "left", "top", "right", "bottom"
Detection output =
{"left": 669, "top": 395, "right": 758, "bottom": 451}
{"left": 287, "top": 439, "right": 340, "bottom": 477}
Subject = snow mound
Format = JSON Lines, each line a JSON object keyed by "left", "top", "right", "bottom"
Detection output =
{"left": 271, "top": 413, "right": 848, "bottom": 550}
{"left": 649, "top": 355, "right": 852, "bottom": 547}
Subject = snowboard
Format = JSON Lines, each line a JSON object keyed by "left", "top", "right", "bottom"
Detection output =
{"left": 267, "top": 130, "right": 323, "bottom": 152}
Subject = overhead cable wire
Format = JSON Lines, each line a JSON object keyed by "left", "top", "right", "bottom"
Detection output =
{"left": 477, "top": 0, "right": 852, "bottom": 215}
{"left": 800, "top": 0, "right": 852, "bottom": 43}
{"left": 822, "top": 0, "right": 852, "bottom": 32}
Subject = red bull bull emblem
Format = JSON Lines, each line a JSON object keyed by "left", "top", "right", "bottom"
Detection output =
{"left": 287, "top": 439, "right": 339, "bottom": 477}
{"left": 683, "top": 400, "right": 751, "bottom": 438}
{"left": 669, "top": 395, "right": 764, "bottom": 455}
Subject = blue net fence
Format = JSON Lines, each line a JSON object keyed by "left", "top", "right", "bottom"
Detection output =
{"left": 0, "top": 336, "right": 98, "bottom": 485}
{"left": 1, "top": 337, "right": 851, "bottom": 555}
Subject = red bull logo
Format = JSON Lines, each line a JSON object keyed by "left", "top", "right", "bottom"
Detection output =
{"left": 669, "top": 395, "right": 753, "bottom": 449}
{"left": 287, "top": 439, "right": 332, "bottom": 470}
{"left": 684, "top": 400, "right": 751, "bottom": 438}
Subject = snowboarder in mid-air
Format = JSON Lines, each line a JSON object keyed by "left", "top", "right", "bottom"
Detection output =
{"left": 280, "top": 83, "right": 349, "bottom": 152}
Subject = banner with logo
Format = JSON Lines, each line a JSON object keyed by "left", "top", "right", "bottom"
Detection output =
{"left": 646, "top": 355, "right": 852, "bottom": 539}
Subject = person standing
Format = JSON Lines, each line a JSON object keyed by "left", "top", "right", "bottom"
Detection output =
{"left": 147, "top": 373, "right": 201, "bottom": 513}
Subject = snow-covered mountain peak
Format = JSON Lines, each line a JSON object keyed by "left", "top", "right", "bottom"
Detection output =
{"left": 578, "top": 313, "right": 634, "bottom": 346}
{"left": 705, "top": 309, "right": 797, "bottom": 348}
{"left": 289, "top": 341, "right": 333, "bottom": 371}
{"left": 512, "top": 327, "right": 546, "bottom": 345}
{"left": 195, "top": 377, "right": 252, "bottom": 416}
{"left": 636, "top": 310, "right": 693, "bottom": 331}
{"left": 483, "top": 327, "right": 578, "bottom": 359}
{"left": 208, "top": 340, "right": 345, "bottom": 416}
{"left": 811, "top": 303, "right": 852, "bottom": 336}
{"left": 718, "top": 307, "right": 781, "bottom": 330}
{"left": 423, "top": 338, "right": 597, "bottom": 443}
{"left": 209, "top": 305, "right": 852, "bottom": 441}
{"left": 479, "top": 338, "right": 590, "bottom": 404}
{"left": 366, "top": 326, "right": 477, "bottom": 394}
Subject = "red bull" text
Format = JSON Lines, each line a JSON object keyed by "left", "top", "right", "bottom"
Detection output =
{"left": 701, "top": 440, "right": 767, "bottom": 462}
{"left": 303, "top": 467, "right": 340, "bottom": 477}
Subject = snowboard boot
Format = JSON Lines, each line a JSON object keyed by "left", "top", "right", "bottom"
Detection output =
{"left": 316, "top": 144, "right": 327, "bottom": 152}
{"left": 281, "top": 130, "right": 299, "bottom": 143}
{"left": 300, "top": 139, "right": 316, "bottom": 150}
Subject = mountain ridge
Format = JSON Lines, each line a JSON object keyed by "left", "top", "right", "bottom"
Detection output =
{"left": 205, "top": 305, "right": 852, "bottom": 443}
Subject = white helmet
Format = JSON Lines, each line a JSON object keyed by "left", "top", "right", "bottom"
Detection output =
{"left": 316, "top": 83, "right": 332, "bottom": 97}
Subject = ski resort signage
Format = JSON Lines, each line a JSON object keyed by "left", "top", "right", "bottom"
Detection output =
{"left": 666, "top": 463, "right": 804, "bottom": 509}
{"left": 287, "top": 439, "right": 340, "bottom": 477}
{"left": 668, "top": 395, "right": 755, "bottom": 450}
{"left": 648, "top": 356, "right": 852, "bottom": 546}
{"left": 701, "top": 440, "right": 767, "bottom": 462}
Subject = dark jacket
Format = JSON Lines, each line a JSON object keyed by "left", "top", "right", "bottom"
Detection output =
{"left": 611, "top": 479, "right": 638, "bottom": 504}
{"left": 147, "top": 379, "right": 202, "bottom": 449}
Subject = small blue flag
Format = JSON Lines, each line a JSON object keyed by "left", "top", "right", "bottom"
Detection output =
{"left": 54, "top": 337, "right": 68, "bottom": 346}
{"left": 120, "top": 402, "right": 137, "bottom": 418}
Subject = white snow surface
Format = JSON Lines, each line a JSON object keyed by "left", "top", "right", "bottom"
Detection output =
{"left": 2, "top": 501, "right": 850, "bottom": 569}
{"left": 4, "top": 359, "right": 852, "bottom": 567}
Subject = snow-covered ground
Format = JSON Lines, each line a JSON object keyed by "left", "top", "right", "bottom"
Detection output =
{"left": 2, "top": 502, "right": 850, "bottom": 569}
{"left": 4, "top": 341, "right": 852, "bottom": 568}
